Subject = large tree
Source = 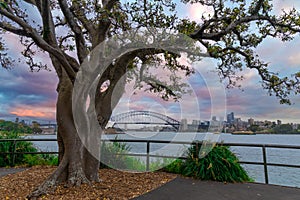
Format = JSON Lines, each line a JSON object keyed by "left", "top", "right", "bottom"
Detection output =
{"left": 0, "top": 0, "right": 299, "bottom": 198}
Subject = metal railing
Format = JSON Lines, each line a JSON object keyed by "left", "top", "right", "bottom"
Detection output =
{"left": 1, "top": 138, "right": 300, "bottom": 185}
{"left": 0, "top": 138, "right": 58, "bottom": 166}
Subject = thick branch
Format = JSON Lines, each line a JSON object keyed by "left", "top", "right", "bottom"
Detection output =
{"left": 58, "top": 0, "right": 89, "bottom": 63}
{"left": 0, "top": 7, "right": 76, "bottom": 80}
{"left": 103, "top": 0, "right": 119, "bottom": 10}
{"left": 250, "top": 0, "right": 265, "bottom": 15}
{"left": 0, "top": 21, "right": 30, "bottom": 36}
{"left": 71, "top": 1, "right": 96, "bottom": 36}
{"left": 94, "top": 0, "right": 120, "bottom": 46}
{"left": 35, "top": 0, "right": 58, "bottom": 45}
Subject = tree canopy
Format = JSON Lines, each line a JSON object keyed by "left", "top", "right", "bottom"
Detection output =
{"left": 0, "top": 0, "right": 299, "bottom": 103}
{"left": 0, "top": 0, "right": 300, "bottom": 198}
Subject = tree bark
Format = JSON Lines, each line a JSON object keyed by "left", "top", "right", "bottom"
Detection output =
{"left": 28, "top": 70, "right": 96, "bottom": 198}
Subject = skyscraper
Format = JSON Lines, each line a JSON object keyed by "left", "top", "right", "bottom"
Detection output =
{"left": 227, "top": 112, "right": 234, "bottom": 124}
{"left": 179, "top": 119, "right": 188, "bottom": 132}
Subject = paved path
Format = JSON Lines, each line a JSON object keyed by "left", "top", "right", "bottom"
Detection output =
{"left": 0, "top": 167, "right": 28, "bottom": 178}
{"left": 133, "top": 177, "right": 300, "bottom": 200}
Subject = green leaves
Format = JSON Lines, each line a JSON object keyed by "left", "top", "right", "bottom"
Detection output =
{"left": 0, "top": 1, "right": 8, "bottom": 10}
{"left": 164, "top": 142, "right": 251, "bottom": 182}
{"left": 177, "top": 19, "right": 198, "bottom": 35}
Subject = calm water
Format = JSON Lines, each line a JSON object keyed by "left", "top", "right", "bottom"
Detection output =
{"left": 26, "top": 132, "right": 300, "bottom": 188}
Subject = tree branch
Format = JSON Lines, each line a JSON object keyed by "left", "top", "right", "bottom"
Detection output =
{"left": 249, "top": 0, "right": 265, "bottom": 15}
{"left": 58, "top": 0, "right": 89, "bottom": 63}
{"left": 0, "top": 6, "right": 76, "bottom": 80}
{"left": 0, "top": 21, "right": 30, "bottom": 36}
{"left": 71, "top": 1, "right": 96, "bottom": 36}
{"left": 103, "top": 0, "right": 119, "bottom": 10}
{"left": 191, "top": 14, "right": 300, "bottom": 41}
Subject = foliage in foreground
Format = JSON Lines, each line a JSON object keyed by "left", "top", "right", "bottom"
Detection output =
{"left": 0, "top": 120, "right": 33, "bottom": 134}
{"left": 164, "top": 142, "right": 251, "bottom": 183}
{"left": 100, "top": 140, "right": 145, "bottom": 171}
{"left": 0, "top": 131, "right": 58, "bottom": 167}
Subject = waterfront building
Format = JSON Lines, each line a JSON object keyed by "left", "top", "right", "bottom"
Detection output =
{"left": 227, "top": 112, "right": 234, "bottom": 124}
{"left": 248, "top": 118, "right": 254, "bottom": 125}
{"left": 192, "top": 120, "right": 201, "bottom": 125}
{"left": 179, "top": 119, "right": 188, "bottom": 132}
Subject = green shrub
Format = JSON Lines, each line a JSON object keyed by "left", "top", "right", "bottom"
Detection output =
{"left": 0, "top": 131, "right": 36, "bottom": 166}
{"left": 100, "top": 139, "right": 145, "bottom": 171}
{"left": 23, "top": 154, "right": 58, "bottom": 166}
{"left": 164, "top": 142, "right": 251, "bottom": 183}
{"left": 163, "top": 159, "right": 183, "bottom": 174}
{"left": 0, "top": 131, "right": 58, "bottom": 167}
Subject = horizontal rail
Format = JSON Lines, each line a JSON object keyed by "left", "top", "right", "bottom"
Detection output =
{"left": 1, "top": 138, "right": 300, "bottom": 185}
{"left": 102, "top": 139, "right": 300, "bottom": 149}
{"left": 0, "top": 138, "right": 57, "bottom": 142}
{"left": 0, "top": 152, "right": 58, "bottom": 155}
{"left": 1, "top": 138, "right": 300, "bottom": 149}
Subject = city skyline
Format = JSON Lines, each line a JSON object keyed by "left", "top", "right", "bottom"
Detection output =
{"left": 0, "top": 1, "right": 299, "bottom": 124}
{"left": 2, "top": 110, "right": 298, "bottom": 126}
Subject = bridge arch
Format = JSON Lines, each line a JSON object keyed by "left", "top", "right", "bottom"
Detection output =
{"left": 110, "top": 110, "right": 181, "bottom": 131}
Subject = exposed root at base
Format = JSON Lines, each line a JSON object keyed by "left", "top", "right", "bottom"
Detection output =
{"left": 26, "top": 178, "right": 57, "bottom": 199}
{"left": 27, "top": 174, "right": 92, "bottom": 199}
{"left": 67, "top": 170, "right": 91, "bottom": 187}
{"left": 26, "top": 162, "right": 94, "bottom": 199}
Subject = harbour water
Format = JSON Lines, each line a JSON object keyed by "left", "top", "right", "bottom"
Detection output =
{"left": 26, "top": 132, "right": 300, "bottom": 188}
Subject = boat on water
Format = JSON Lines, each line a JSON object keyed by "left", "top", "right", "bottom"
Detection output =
{"left": 231, "top": 131, "right": 255, "bottom": 135}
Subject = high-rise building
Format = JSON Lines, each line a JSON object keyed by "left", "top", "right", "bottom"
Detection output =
{"left": 192, "top": 120, "right": 200, "bottom": 125}
{"left": 227, "top": 112, "right": 234, "bottom": 124}
{"left": 179, "top": 119, "right": 188, "bottom": 132}
{"left": 219, "top": 116, "right": 224, "bottom": 123}
{"left": 248, "top": 118, "right": 254, "bottom": 125}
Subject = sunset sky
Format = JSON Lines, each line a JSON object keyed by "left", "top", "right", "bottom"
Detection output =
{"left": 0, "top": 1, "right": 299, "bottom": 124}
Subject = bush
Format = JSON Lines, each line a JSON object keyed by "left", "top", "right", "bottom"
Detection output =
{"left": 164, "top": 141, "right": 251, "bottom": 183}
{"left": 163, "top": 159, "right": 183, "bottom": 174}
{"left": 23, "top": 154, "right": 58, "bottom": 167}
{"left": 100, "top": 139, "right": 145, "bottom": 171}
{"left": 0, "top": 131, "right": 58, "bottom": 167}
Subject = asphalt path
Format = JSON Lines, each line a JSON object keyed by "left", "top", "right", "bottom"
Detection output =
{"left": 0, "top": 167, "right": 28, "bottom": 178}
{"left": 133, "top": 177, "right": 300, "bottom": 200}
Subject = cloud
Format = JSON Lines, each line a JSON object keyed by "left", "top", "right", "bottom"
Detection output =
{"left": 0, "top": 1, "right": 299, "bottom": 125}
{"left": 111, "top": 57, "right": 229, "bottom": 123}
{"left": 273, "top": 1, "right": 300, "bottom": 14}
{"left": 288, "top": 52, "right": 300, "bottom": 66}
{"left": 10, "top": 108, "right": 52, "bottom": 118}
{"left": 0, "top": 64, "right": 58, "bottom": 121}
{"left": 187, "top": 3, "right": 214, "bottom": 22}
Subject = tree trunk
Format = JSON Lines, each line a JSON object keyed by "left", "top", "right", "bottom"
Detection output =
{"left": 28, "top": 52, "right": 128, "bottom": 198}
{"left": 28, "top": 71, "right": 100, "bottom": 199}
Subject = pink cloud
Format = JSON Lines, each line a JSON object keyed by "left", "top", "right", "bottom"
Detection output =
{"left": 188, "top": 3, "right": 214, "bottom": 22}
{"left": 9, "top": 103, "right": 56, "bottom": 120}
{"left": 273, "top": 1, "right": 300, "bottom": 14}
{"left": 288, "top": 52, "right": 300, "bottom": 66}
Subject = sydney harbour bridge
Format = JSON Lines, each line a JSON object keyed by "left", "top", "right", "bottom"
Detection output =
{"left": 109, "top": 110, "right": 181, "bottom": 131}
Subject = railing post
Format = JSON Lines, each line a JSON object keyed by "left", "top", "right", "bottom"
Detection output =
{"left": 11, "top": 139, "right": 17, "bottom": 166}
{"left": 262, "top": 145, "right": 269, "bottom": 184}
{"left": 146, "top": 141, "right": 150, "bottom": 171}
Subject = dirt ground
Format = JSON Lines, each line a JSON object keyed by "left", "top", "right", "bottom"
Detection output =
{"left": 0, "top": 166, "right": 176, "bottom": 199}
